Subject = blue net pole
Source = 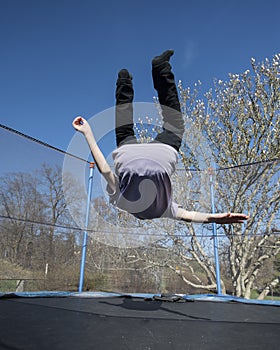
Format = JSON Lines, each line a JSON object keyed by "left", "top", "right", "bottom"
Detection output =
{"left": 209, "top": 169, "right": 223, "bottom": 295}
{"left": 78, "top": 162, "right": 95, "bottom": 292}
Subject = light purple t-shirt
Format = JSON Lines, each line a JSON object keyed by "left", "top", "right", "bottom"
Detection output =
{"left": 107, "top": 143, "right": 179, "bottom": 220}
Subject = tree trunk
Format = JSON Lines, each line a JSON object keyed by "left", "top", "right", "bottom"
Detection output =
{"left": 257, "top": 277, "right": 280, "bottom": 300}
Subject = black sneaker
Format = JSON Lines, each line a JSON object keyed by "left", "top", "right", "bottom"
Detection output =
{"left": 152, "top": 50, "right": 174, "bottom": 66}
{"left": 118, "top": 69, "right": 133, "bottom": 80}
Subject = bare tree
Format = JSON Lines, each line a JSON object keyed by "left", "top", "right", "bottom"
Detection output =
{"left": 0, "top": 172, "right": 44, "bottom": 264}
{"left": 127, "top": 54, "right": 280, "bottom": 298}
{"left": 0, "top": 164, "right": 86, "bottom": 291}
{"left": 177, "top": 54, "right": 280, "bottom": 298}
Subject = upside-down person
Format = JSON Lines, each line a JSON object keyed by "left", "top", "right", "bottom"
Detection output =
{"left": 72, "top": 50, "right": 249, "bottom": 225}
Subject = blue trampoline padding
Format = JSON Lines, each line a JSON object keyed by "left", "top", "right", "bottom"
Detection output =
{"left": 0, "top": 291, "right": 72, "bottom": 298}
{"left": 1, "top": 291, "right": 280, "bottom": 306}
{"left": 181, "top": 293, "right": 280, "bottom": 306}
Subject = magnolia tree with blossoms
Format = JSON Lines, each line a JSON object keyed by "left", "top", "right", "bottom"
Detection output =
{"left": 132, "top": 54, "right": 280, "bottom": 298}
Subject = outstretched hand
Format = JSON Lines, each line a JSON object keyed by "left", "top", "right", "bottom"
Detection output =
{"left": 72, "top": 116, "right": 91, "bottom": 134}
{"left": 208, "top": 212, "right": 249, "bottom": 224}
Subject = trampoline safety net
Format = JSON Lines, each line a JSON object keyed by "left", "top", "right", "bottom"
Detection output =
{"left": 0, "top": 124, "right": 280, "bottom": 301}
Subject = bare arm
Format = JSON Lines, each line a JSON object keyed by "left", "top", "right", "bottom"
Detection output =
{"left": 176, "top": 207, "right": 249, "bottom": 224}
{"left": 72, "top": 116, "right": 116, "bottom": 193}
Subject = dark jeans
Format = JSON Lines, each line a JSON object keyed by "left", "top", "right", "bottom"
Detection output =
{"left": 115, "top": 61, "right": 184, "bottom": 152}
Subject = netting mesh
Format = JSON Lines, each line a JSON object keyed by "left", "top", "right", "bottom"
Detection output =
{"left": 1, "top": 124, "right": 279, "bottom": 298}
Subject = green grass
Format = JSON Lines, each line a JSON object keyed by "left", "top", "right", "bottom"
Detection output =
{"left": 264, "top": 295, "right": 280, "bottom": 301}
{"left": 250, "top": 289, "right": 280, "bottom": 301}
{"left": 0, "top": 279, "right": 17, "bottom": 292}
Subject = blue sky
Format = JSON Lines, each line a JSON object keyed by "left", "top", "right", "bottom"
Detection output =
{"left": 1, "top": 0, "right": 280, "bottom": 154}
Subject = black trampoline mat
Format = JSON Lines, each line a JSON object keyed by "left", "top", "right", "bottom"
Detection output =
{"left": 0, "top": 296, "right": 280, "bottom": 350}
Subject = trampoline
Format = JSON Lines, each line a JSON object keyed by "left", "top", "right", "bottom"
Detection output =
{"left": 1, "top": 121, "right": 280, "bottom": 350}
{"left": 0, "top": 292, "right": 280, "bottom": 350}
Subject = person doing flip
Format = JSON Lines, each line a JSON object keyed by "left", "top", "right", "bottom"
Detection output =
{"left": 72, "top": 50, "right": 249, "bottom": 225}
